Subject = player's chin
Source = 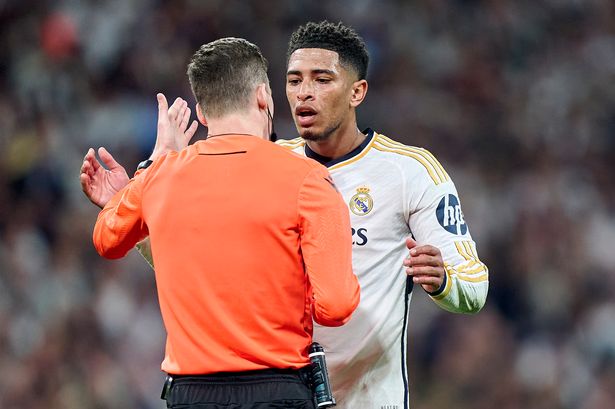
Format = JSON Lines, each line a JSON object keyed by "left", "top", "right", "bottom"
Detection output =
{"left": 299, "top": 128, "right": 328, "bottom": 142}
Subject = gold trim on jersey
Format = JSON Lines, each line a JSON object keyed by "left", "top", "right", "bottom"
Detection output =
{"left": 448, "top": 265, "right": 488, "bottom": 283}
{"left": 373, "top": 135, "right": 450, "bottom": 185}
{"left": 377, "top": 134, "right": 449, "bottom": 181}
{"left": 452, "top": 241, "right": 489, "bottom": 283}
{"left": 430, "top": 264, "right": 453, "bottom": 300}
{"left": 276, "top": 137, "right": 305, "bottom": 150}
{"left": 328, "top": 134, "right": 377, "bottom": 171}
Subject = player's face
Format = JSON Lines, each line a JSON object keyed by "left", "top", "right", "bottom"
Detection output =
{"left": 286, "top": 48, "right": 356, "bottom": 141}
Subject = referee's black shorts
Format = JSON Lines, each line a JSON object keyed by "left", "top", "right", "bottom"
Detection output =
{"left": 162, "top": 368, "right": 315, "bottom": 409}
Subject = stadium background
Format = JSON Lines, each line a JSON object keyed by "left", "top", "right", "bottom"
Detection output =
{"left": 1, "top": 0, "right": 614, "bottom": 408}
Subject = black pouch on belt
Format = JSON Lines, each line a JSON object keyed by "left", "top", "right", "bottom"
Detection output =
{"left": 160, "top": 375, "right": 173, "bottom": 400}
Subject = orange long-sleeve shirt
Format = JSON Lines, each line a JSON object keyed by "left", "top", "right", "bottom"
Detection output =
{"left": 93, "top": 134, "right": 359, "bottom": 375}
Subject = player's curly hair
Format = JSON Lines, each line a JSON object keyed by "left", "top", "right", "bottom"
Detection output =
{"left": 287, "top": 21, "right": 369, "bottom": 80}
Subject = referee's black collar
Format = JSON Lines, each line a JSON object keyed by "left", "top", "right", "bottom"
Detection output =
{"left": 304, "top": 128, "right": 374, "bottom": 168}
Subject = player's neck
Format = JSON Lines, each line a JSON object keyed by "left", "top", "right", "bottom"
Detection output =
{"left": 306, "top": 122, "right": 366, "bottom": 160}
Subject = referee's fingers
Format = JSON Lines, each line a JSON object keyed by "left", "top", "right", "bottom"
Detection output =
{"left": 79, "top": 173, "right": 91, "bottom": 193}
{"left": 84, "top": 148, "right": 100, "bottom": 172}
{"left": 157, "top": 93, "right": 168, "bottom": 113}
{"left": 81, "top": 160, "right": 94, "bottom": 177}
{"left": 98, "top": 147, "right": 122, "bottom": 171}
{"left": 184, "top": 120, "right": 198, "bottom": 143}
{"left": 168, "top": 97, "right": 183, "bottom": 122}
{"left": 179, "top": 106, "right": 190, "bottom": 131}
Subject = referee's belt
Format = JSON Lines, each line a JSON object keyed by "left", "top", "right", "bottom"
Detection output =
{"left": 161, "top": 367, "right": 312, "bottom": 400}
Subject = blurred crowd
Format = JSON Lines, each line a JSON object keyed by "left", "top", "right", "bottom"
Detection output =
{"left": 1, "top": 0, "right": 614, "bottom": 408}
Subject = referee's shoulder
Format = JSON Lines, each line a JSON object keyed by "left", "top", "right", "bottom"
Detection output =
{"left": 266, "top": 138, "right": 317, "bottom": 169}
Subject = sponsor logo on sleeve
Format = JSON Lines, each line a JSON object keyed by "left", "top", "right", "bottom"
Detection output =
{"left": 436, "top": 194, "right": 467, "bottom": 235}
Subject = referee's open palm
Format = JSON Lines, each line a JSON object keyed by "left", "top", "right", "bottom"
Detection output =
{"left": 80, "top": 147, "right": 130, "bottom": 209}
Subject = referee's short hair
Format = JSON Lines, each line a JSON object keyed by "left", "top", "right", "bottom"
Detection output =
{"left": 187, "top": 38, "right": 269, "bottom": 118}
{"left": 287, "top": 21, "right": 369, "bottom": 81}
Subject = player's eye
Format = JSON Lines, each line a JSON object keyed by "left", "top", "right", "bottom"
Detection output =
{"left": 316, "top": 77, "right": 332, "bottom": 83}
{"left": 287, "top": 78, "right": 301, "bottom": 85}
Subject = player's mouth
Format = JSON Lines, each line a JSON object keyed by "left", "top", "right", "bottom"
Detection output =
{"left": 295, "top": 106, "right": 317, "bottom": 127}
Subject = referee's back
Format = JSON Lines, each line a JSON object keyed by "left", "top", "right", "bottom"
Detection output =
{"left": 95, "top": 134, "right": 360, "bottom": 375}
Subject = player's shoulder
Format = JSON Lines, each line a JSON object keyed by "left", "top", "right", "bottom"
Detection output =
{"left": 371, "top": 131, "right": 451, "bottom": 185}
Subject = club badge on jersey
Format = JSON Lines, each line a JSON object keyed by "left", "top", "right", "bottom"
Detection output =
{"left": 349, "top": 186, "right": 373, "bottom": 216}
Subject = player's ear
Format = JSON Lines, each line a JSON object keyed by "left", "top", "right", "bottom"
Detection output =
{"left": 350, "top": 79, "right": 368, "bottom": 108}
{"left": 196, "top": 103, "right": 208, "bottom": 126}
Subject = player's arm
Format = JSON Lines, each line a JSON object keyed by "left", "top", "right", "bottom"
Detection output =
{"left": 406, "top": 174, "right": 488, "bottom": 314}
{"left": 298, "top": 166, "right": 360, "bottom": 326}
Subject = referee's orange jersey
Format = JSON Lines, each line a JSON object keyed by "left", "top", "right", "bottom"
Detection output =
{"left": 93, "top": 134, "right": 360, "bottom": 375}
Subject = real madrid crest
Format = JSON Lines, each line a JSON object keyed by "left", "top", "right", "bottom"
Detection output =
{"left": 349, "top": 186, "right": 373, "bottom": 216}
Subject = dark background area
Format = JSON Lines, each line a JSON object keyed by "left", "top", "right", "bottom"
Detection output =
{"left": 1, "top": 0, "right": 614, "bottom": 408}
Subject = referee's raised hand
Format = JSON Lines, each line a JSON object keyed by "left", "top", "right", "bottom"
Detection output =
{"left": 80, "top": 95, "right": 199, "bottom": 209}
{"left": 150, "top": 93, "right": 198, "bottom": 161}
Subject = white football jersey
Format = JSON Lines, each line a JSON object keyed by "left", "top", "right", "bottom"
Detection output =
{"left": 277, "top": 129, "right": 489, "bottom": 409}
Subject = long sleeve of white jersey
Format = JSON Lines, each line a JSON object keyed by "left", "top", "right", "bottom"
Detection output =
{"left": 407, "top": 159, "right": 489, "bottom": 314}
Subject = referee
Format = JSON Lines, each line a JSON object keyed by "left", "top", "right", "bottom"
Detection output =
{"left": 91, "top": 38, "right": 360, "bottom": 408}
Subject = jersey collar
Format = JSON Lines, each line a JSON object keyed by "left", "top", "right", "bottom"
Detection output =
{"left": 304, "top": 128, "right": 374, "bottom": 168}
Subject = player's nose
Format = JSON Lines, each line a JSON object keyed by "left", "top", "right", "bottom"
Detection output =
{"left": 296, "top": 81, "right": 314, "bottom": 101}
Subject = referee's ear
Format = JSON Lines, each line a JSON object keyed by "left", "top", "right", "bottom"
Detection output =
{"left": 196, "top": 103, "right": 208, "bottom": 126}
{"left": 256, "top": 83, "right": 270, "bottom": 111}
